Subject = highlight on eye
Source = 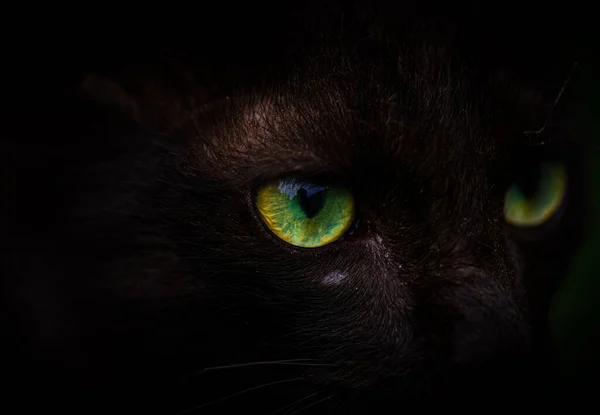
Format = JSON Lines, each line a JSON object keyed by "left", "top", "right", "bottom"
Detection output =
{"left": 254, "top": 177, "right": 355, "bottom": 248}
{"left": 503, "top": 162, "right": 567, "bottom": 227}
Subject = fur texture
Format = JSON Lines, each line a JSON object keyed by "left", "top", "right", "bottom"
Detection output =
{"left": 1, "top": 3, "right": 588, "bottom": 413}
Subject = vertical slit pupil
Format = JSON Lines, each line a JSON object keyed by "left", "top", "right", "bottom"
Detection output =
{"left": 519, "top": 166, "right": 543, "bottom": 198}
{"left": 297, "top": 188, "right": 326, "bottom": 219}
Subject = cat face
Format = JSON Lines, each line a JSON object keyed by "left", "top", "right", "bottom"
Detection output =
{"left": 149, "top": 61, "right": 582, "bottom": 406}
{"left": 3, "top": 5, "right": 586, "bottom": 414}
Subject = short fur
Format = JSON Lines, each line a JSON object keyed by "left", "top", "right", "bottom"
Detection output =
{"left": 1, "top": 3, "right": 588, "bottom": 413}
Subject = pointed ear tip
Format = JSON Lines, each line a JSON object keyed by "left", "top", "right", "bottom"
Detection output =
{"left": 79, "top": 74, "right": 140, "bottom": 117}
{"left": 80, "top": 73, "right": 125, "bottom": 100}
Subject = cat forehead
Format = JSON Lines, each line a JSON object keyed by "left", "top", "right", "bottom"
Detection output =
{"left": 183, "top": 29, "right": 548, "bottom": 182}
{"left": 197, "top": 66, "right": 495, "bottom": 182}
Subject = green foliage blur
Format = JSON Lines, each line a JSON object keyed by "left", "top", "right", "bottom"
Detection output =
{"left": 549, "top": 55, "right": 600, "bottom": 375}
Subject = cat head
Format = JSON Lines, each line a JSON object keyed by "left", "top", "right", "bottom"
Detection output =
{"left": 5, "top": 4, "right": 587, "bottom": 412}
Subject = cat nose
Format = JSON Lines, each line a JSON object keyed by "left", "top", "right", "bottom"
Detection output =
{"left": 445, "top": 311, "right": 535, "bottom": 397}
{"left": 419, "top": 268, "right": 531, "bottom": 368}
{"left": 447, "top": 282, "right": 532, "bottom": 369}
{"left": 449, "top": 305, "right": 531, "bottom": 367}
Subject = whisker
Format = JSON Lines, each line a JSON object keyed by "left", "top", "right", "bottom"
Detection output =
{"left": 175, "top": 377, "right": 304, "bottom": 415}
{"left": 202, "top": 359, "right": 334, "bottom": 372}
{"left": 524, "top": 61, "right": 578, "bottom": 144}
{"left": 287, "top": 394, "right": 334, "bottom": 415}
{"left": 269, "top": 392, "right": 321, "bottom": 415}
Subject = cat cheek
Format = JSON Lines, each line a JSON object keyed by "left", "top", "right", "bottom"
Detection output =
{"left": 321, "top": 269, "right": 348, "bottom": 285}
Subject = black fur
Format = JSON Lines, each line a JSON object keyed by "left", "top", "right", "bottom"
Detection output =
{"left": 1, "top": 3, "right": 589, "bottom": 413}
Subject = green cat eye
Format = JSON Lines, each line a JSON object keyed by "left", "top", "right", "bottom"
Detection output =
{"left": 503, "top": 162, "right": 567, "bottom": 227}
{"left": 255, "top": 178, "right": 355, "bottom": 248}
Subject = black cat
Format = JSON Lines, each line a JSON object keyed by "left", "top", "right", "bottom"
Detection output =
{"left": 1, "top": 3, "right": 591, "bottom": 413}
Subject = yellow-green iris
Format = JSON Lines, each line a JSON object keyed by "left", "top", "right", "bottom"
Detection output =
{"left": 504, "top": 162, "right": 567, "bottom": 227}
{"left": 255, "top": 178, "right": 355, "bottom": 248}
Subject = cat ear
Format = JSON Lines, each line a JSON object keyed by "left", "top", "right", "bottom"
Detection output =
{"left": 79, "top": 74, "right": 141, "bottom": 123}
{"left": 77, "top": 73, "right": 181, "bottom": 134}
{"left": 77, "top": 71, "right": 224, "bottom": 136}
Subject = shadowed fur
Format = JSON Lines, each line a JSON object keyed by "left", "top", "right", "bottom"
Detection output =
{"left": 0, "top": 3, "right": 589, "bottom": 413}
